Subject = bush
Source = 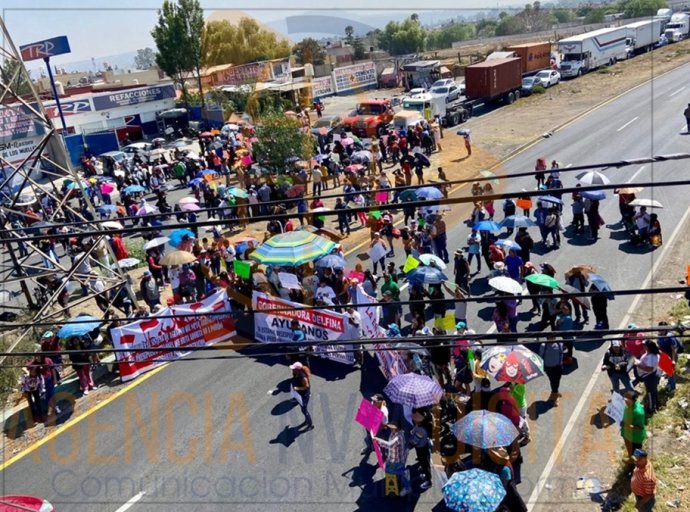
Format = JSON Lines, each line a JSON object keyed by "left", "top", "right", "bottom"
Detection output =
{"left": 0, "top": 331, "right": 41, "bottom": 407}
{"left": 125, "top": 239, "right": 146, "bottom": 267}
{"left": 597, "top": 66, "right": 610, "bottom": 74}
{"left": 532, "top": 85, "right": 546, "bottom": 94}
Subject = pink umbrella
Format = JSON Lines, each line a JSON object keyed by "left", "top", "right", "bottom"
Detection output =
{"left": 345, "top": 164, "right": 364, "bottom": 173}
{"left": 179, "top": 197, "right": 199, "bottom": 204}
{"left": 137, "top": 202, "right": 159, "bottom": 215}
{"left": 341, "top": 137, "right": 354, "bottom": 146}
{"left": 347, "top": 270, "right": 364, "bottom": 283}
{"left": 100, "top": 183, "right": 114, "bottom": 194}
{"left": 180, "top": 203, "right": 200, "bottom": 212}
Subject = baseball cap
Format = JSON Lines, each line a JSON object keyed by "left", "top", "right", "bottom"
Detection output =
{"left": 143, "top": 270, "right": 152, "bottom": 277}
{"left": 289, "top": 362, "right": 304, "bottom": 371}
{"left": 611, "top": 340, "right": 622, "bottom": 348}
{"left": 632, "top": 448, "right": 647, "bottom": 459}
{"left": 456, "top": 321, "right": 466, "bottom": 330}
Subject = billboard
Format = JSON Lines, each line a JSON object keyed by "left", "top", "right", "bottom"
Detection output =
{"left": 19, "top": 36, "right": 71, "bottom": 61}
{"left": 44, "top": 98, "right": 93, "bottom": 119}
{"left": 92, "top": 84, "right": 176, "bottom": 111}
{"left": 332, "top": 61, "right": 377, "bottom": 93}
{"left": 312, "top": 75, "right": 334, "bottom": 98}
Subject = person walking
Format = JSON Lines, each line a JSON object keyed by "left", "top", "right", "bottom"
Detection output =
{"left": 454, "top": 250, "right": 471, "bottom": 292}
{"left": 630, "top": 449, "right": 656, "bottom": 512}
{"left": 684, "top": 102, "right": 690, "bottom": 133}
{"left": 290, "top": 361, "right": 313, "bottom": 430}
{"left": 466, "top": 229, "right": 482, "bottom": 273}
{"left": 622, "top": 391, "right": 647, "bottom": 462}
{"left": 539, "top": 337, "right": 564, "bottom": 405}
{"left": 634, "top": 340, "right": 660, "bottom": 413}
{"left": 591, "top": 283, "right": 610, "bottom": 329}
{"left": 602, "top": 340, "right": 633, "bottom": 393}
{"left": 461, "top": 129, "right": 472, "bottom": 156}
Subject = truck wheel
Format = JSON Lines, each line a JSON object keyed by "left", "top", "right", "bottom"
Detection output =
{"left": 507, "top": 92, "right": 515, "bottom": 104}
{"left": 376, "top": 125, "right": 385, "bottom": 137}
{"left": 514, "top": 90, "right": 521, "bottom": 100}
{"left": 577, "top": 69, "right": 582, "bottom": 77}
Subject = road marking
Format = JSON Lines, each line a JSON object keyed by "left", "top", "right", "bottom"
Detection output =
{"left": 669, "top": 86, "right": 686, "bottom": 97}
{"left": 0, "top": 364, "right": 168, "bottom": 472}
{"left": 616, "top": 116, "right": 639, "bottom": 132}
{"left": 627, "top": 165, "right": 646, "bottom": 184}
{"left": 526, "top": 204, "right": 690, "bottom": 511}
{"left": 115, "top": 492, "right": 146, "bottom": 512}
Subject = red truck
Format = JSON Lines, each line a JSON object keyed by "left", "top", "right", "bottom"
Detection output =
{"left": 341, "top": 99, "right": 395, "bottom": 137}
{"left": 463, "top": 57, "right": 523, "bottom": 105}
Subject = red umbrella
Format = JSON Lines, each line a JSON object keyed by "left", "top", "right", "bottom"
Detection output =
{"left": 0, "top": 495, "right": 54, "bottom": 511}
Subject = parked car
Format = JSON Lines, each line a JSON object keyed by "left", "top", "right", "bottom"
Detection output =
{"left": 96, "top": 151, "right": 127, "bottom": 176}
{"left": 431, "top": 78, "right": 455, "bottom": 89}
{"left": 521, "top": 76, "right": 541, "bottom": 96}
{"left": 431, "top": 83, "right": 461, "bottom": 103}
{"left": 121, "top": 142, "right": 152, "bottom": 161}
{"left": 408, "top": 87, "right": 427, "bottom": 96}
{"left": 534, "top": 69, "right": 561, "bottom": 88}
{"left": 311, "top": 115, "right": 342, "bottom": 141}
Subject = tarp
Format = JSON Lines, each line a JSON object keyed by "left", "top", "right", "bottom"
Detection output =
{"left": 111, "top": 291, "right": 236, "bottom": 382}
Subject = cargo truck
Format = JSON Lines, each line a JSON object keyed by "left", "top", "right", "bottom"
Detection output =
{"left": 558, "top": 26, "right": 629, "bottom": 78}
{"left": 463, "top": 57, "right": 523, "bottom": 105}
{"left": 399, "top": 92, "right": 471, "bottom": 127}
{"left": 506, "top": 42, "right": 552, "bottom": 74}
{"left": 625, "top": 18, "right": 665, "bottom": 55}
{"left": 664, "top": 13, "right": 690, "bottom": 42}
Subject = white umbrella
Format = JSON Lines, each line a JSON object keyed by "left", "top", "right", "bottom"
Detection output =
{"left": 137, "top": 203, "right": 159, "bottom": 215}
{"left": 179, "top": 197, "right": 199, "bottom": 205}
{"left": 149, "top": 148, "right": 167, "bottom": 158}
{"left": 112, "top": 258, "right": 140, "bottom": 269}
{"left": 143, "top": 237, "right": 170, "bottom": 250}
{"left": 576, "top": 170, "right": 610, "bottom": 185}
{"left": 418, "top": 253, "right": 447, "bottom": 270}
{"left": 629, "top": 198, "right": 663, "bottom": 209}
{"left": 489, "top": 276, "right": 523, "bottom": 295}
{"left": 101, "top": 221, "right": 124, "bottom": 230}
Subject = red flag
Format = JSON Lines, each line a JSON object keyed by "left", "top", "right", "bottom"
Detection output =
{"left": 659, "top": 351, "right": 675, "bottom": 376}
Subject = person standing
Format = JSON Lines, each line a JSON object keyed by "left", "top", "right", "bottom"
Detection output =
{"left": 684, "top": 102, "right": 690, "bottom": 133}
{"left": 622, "top": 391, "right": 647, "bottom": 462}
{"left": 432, "top": 214, "right": 449, "bottom": 263}
{"left": 566, "top": 270, "right": 590, "bottom": 324}
{"left": 634, "top": 341, "right": 660, "bottom": 413}
{"left": 539, "top": 337, "right": 564, "bottom": 404}
{"left": 311, "top": 165, "right": 323, "bottom": 197}
{"left": 657, "top": 322, "right": 680, "bottom": 393}
{"left": 375, "top": 421, "right": 412, "bottom": 496}
{"left": 20, "top": 366, "right": 45, "bottom": 424}
{"left": 453, "top": 250, "right": 471, "bottom": 292}
{"left": 409, "top": 410, "right": 433, "bottom": 490}
{"left": 369, "top": 233, "right": 388, "bottom": 275}
{"left": 290, "top": 362, "right": 313, "bottom": 430}
{"left": 461, "top": 129, "right": 472, "bottom": 156}
{"left": 466, "top": 229, "right": 482, "bottom": 273}
{"left": 602, "top": 341, "right": 633, "bottom": 393}
{"left": 140, "top": 271, "right": 161, "bottom": 309}
{"left": 334, "top": 198, "right": 350, "bottom": 237}
{"left": 533, "top": 201, "right": 549, "bottom": 245}
{"left": 591, "top": 283, "right": 610, "bottom": 330}
{"left": 630, "top": 449, "right": 656, "bottom": 511}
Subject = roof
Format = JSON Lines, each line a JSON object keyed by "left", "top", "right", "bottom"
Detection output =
{"left": 506, "top": 41, "right": 551, "bottom": 49}
{"left": 467, "top": 57, "right": 520, "bottom": 68}
{"left": 402, "top": 60, "right": 440, "bottom": 70}
{"left": 558, "top": 26, "right": 627, "bottom": 43}
{"left": 358, "top": 98, "right": 391, "bottom": 105}
{"left": 201, "top": 64, "right": 234, "bottom": 76}
{"left": 381, "top": 67, "right": 395, "bottom": 75}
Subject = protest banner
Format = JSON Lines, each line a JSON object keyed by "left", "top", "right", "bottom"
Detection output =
{"left": 252, "top": 291, "right": 354, "bottom": 364}
{"left": 111, "top": 291, "right": 236, "bottom": 382}
{"left": 278, "top": 272, "right": 301, "bottom": 290}
{"left": 233, "top": 259, "right": 251, "bottom": 279}
{"left": 604, "top": 391, "right": 625, "bottom": 424}
{"left": 402, "top": 255, "right": 420, "bottom": 273}
{"left": 355, "top": 398, "right": 384, "bottom": 432}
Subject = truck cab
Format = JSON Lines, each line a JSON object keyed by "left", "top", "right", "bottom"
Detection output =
{"left": 558, "top": 49, "right": 591, "bottom": 78}
{"left": 664, "top": 13, "right": 690, "bottom": 42}
{"left": 341, "top": 99, "right": 394, "bottom": 137}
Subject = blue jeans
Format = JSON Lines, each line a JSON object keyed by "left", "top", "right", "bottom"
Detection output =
{"left": 609, "top": 372, "right": 633, "bottom": 393}
{"left": 642, "top": 373, "right": 659, "bottom": 411}
{"left": 386, "top": 462, "right": 411, "bottom": 492}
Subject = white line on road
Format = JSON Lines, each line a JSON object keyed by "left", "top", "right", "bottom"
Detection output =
{"left": 115, "top": 492, "right": 146, "bottom": 512}
{"left": 526, "top": 204, "right": 690, "bottom": 511}
{"left": 669, "top": 86, "right": 686, "bottom": 97}
{"left": 626, "top": 165, "right": 646, "bottom": 184}
{"left": 616, "top": 116, "right": 639, "bottom": 132}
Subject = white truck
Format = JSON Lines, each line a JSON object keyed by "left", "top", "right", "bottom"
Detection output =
{"left": 664, "top": 13, "right": 690, "bottom": 42}
{"left": 399, "top": 92, "right": 471, "bottom": 127}
{"left": 558, "top": 26, "right": 630, "bottom": 78}
{"left": 624, "top": 18, "right": 665, "bottom": 55}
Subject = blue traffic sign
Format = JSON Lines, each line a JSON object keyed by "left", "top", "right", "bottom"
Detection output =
{"left": 19, "top": 35, "right": 71, "bottom": 61}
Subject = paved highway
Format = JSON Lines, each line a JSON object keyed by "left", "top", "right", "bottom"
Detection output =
{"left": 2, "top": 62, "right": 690, "bottom": 511}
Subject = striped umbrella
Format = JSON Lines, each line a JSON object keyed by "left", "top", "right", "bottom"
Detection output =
{"left": 250, "top": 231, "right": 336, "bottom": 266}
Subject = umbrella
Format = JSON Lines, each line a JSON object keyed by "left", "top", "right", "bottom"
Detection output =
{"left": 559, "top": 284, "right": 592, "bottom": 310}
{"left": 199, "top": 131, "right": 213, "bottom": 137}
{"left": 581, "top": 190, "right": 607, "bottom": 201}
{"left": 189, "top": 178, "right": 204, "bottom": 187}
{"left": 178, "top": 197, "right": 199, "bottom": 205}
{"left": 286, "top": 184, "right": 306, "bottom": 198}
{"left": 588, "top": 273, "right": 612, "bottom": 292}
{"left": 500, "top": 215, "right": 536, "bottom": 228}
{"left": 480, "top": 169, "right": 501, "bottom": 185}
{"left": 615, "top": 187, "right": 643, "bottom": 194}
{"left": 576, "top": 170, "right": 610, "bottom": 185}
{"left": 0, "top": 495, "right": 56, "bottom": 512}
{"left": 112, "top": 257, "right": 140, "bottom": 269}
{"left": 399, "top": 189, "right": 418, "bottom": 202}
{"left": 406, "top": 266, "right": 448, "bottom": 285}
{"left": 101, "top": 221, "right": 123, "bottom": 230}
{"left": 418, "top": 253, "right": 447, "bottom": 270}
{"left": 169, "top": 228, "right": 196, "bottom": 248}
{"left": 225, "top": 123, "right": 240, "bottom": 131}
{"left": 345, "top": 164, "right": 365, "bottom": 173}
{"left": 100, "top": 183, "right": 114, "bottom": 194}
{"left": 383, "top": 373, "right": 443, "bottom": 408}
{"left": 536, "top": 195, "right": 563, "bottom": 205}
{"left": 495, "top": 239, "right": 522, "bottom": 252}
{"left": 58, "top": 314, "right": 102, "bottom": 338}
{"left": 494, "top": 349, "right": 545, "bottom": 384}
{"left": 393, "top": 342, "right": 431, "bottom": 356}
{"left": 196, "top": 169, "right": 217, "bottom": 178}
{"left": 315, "top": 254, "right": 347, "bottom": 269}
{"left": 143, "top": 237, "right": 170, "bottom": 250}
{"left": 97, "top": 205, "right": 117, "bottom": 214}
{"left": 451, "top": 410, "right": 520, "bottom": 448}
{"left": 442, "top": 468, "right": 506, "bottom": 512}
{"left": 489, "top": 276, "right": 523, "bottom": 295}
{"left": 123, "top": 185, "right": 145, "bottom": 194}
{"left": 227, "top": 187, "right": 249, "bottom": 199}
{"left": 565, "top": 265, "right": 596, "bottom": 278}
{"left": 414, "top": 153, "right": 431, "bottom": 167}
{"left": 629, "top": 198, "right": 663, "bottom": 209}
{"left": 351, "top": 150, "right": 372, "bottom": 163}
{"left": 136, "top": 203, "right": 159, "bottom": 216}
{"left": 474, "top": 220, "right": 501, "bottom": 232}
{"left": 181, "top": 202, "right": 200, "bottom": 212}
{"left": 525, "top": 273, "right": 560, "bottom": 289}
{"left": 341, "top": 137, "right": 354, "bottom": 146}
{"left": 415, "top": 187, "right": 443, "bottom": 200}
{"left": 250, "top": 231, "right": 336, "bottom": 266}
{"left": 480, "top": 344, "right": 518, "bottom": 375}
{"left": 160, "top": 250, "right": 197, "bottom": 266}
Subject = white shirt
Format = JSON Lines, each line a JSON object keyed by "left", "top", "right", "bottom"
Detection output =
{"left": 346, "top": 310, "right": 363, "bottom": 339}
{"left": 637, "top": 352, "right": 659, "bottom": 377}
{"left": 635, "top": 212, "right": 650, "bottom": 230}
{"left": 312, "top": 168, "right": 322, "bottom": 183}
{"left": 315, "top": 285, "right": 336, "bottom": 305}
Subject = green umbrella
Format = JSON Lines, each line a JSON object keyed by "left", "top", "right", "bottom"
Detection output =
{"left": 525, "top": 274, "right": 560, "bottom": 289}
{"left": 369, "top": 210, "right": 381, "bottom": 219}
{"left": 399, "top": 189, "right": 417, "bottom": 202}
{"left": 227, "top": 186, "right": 249, "bottom": 199}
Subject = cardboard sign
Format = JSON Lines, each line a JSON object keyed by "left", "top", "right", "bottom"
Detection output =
{"left": 402, "top": 255, "right": 420, "bottom": 273}
{"left": 233, "top": 259, "right": 251, "bottom": 279}
{"left": 355, "top": 398, "right": 385, "bottom": 432}
{"left": 375, "top": 191, "right": 388, "bottom": 203}
{"left": 278, "top": 272, "right": 301, "bottom": 290}
{"left": 604, "top": 391, "right": 625, "bottom": 424}
{"left": 368, "top": 242, "right": 387, "bottom": 263}
{"left": 372, "top": 438, "right": 385, "bottom": 471}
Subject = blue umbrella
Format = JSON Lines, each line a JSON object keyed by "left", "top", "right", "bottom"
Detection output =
{"left": 500, "top": 215, "right": 536, "bottom": 229}
{"left": 451, "top": 410, "right": 520, "bottom": 448}
{"left": 495, "top": 239, "right": 522, "bottom": 252}
{"left": 406, "top": 266, "right": 448, "bottom": 285}
{"left": 415, "top": 187, "right": 443, "bottom": 200}
{"left": 123, "top": 185, "right": 145, "bottom": 194}
{"left": 537, "top": 195, "right": 563, "bottom": 205}
{"left": 588, "top": 272, "right": 614, "bottom": 300}
{"left": 442, "top": 468, "right": 506, "bottom": 512}
{"left": 581, "top": 190, "right": 607, "bottom": 201}
{"left": 474, "top": 220, "right": 502, "bottom": 232}
{"left": 315, "top": 254, "right": 347, "bottom": 269}
{"left": 58, "top": 314, "right": 102, "bottom": 338}
{"left": 189, "top": 178, "right": 204, "bottom": 187}
{"left": 196, "top": 169, "right": 217, "bottom": 178}
{"left": 169, "top": 228, "right": 196, "bottom": 248}
{"left": 97, "top": 204, "right": 117, "bottom": 214}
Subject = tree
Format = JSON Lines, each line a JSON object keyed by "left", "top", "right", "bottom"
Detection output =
{"left": 516, "top": 1, "right": 553, "bottom": 32}
{"left": 0, "top": 58, "right": 32, "bottom": 96}
{"left": 353, "top": 38, "right": 366, "bottom": 60}
{"left": 551, "top": 8, "right": 574, "bottom": 23}
{"left": 475, "top": 19, "right": 498, "bottom": 38}
{"left": 345, "top": 25, "right": 354, "bottom": 44}
{"left": 134, "top": 47, "right": 156, "bottom": 69}
{"left": 292, "top": 38, "right": 325, "bottom": 65}
{"left": 584, "top": 8, "right": 606, "bottom": 23}
{"left": 495, "top": 15, "right": 528, "bottom": 36}
{"left": 618, "top": 0, "right": 665, "bottom": 18}
{"left": 427, "top": 23, "right": 475, "bottom": 50}
{"left": 151, "top": 0, "right": 205, "bottom": 108}
{"left": 252, "top": 111, "right": 312, "bottom": 172}
{"left": 378, "top": 16, "right": 427, "bottom": 55}
{"left": 202, "top": 18, "right": 291, "bottom": 67}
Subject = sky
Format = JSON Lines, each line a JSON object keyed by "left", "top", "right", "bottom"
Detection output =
{"left": 2, "top": 0, "right": 523, "bottom": 71}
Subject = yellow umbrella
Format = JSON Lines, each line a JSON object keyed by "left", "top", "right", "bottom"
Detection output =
{"left": 160, "top": 250, "right": 197, "bottom": 266}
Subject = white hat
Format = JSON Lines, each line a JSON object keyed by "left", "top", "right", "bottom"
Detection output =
{"left": 289, "top": 362, "right": 304, "bottom": 371}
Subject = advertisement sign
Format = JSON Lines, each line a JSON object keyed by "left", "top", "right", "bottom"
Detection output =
{"left": 92, "top": 84, "right": 177, "bottom": 111}
{"left": 218, "top": 61, "right": 274, "bottom": 87}
{"left": 332, "top": 61, "right": 377, "bottom": 93}
{"left": 311, "top": 75, "right": 334, "bottom": 98}
{"left": 20, "top": 35, "right": 71, "bottom": 61}
{"left": 0, "top": 105, "right": 41, "bottom": 140}
{"left": 0, "top": 136, "right": 42, "bottom": 167}
{"left": 45, "top": 98, "right": 93, "bottom": 119}
{"left": 252, "top": 291, "right": 354, "bottom": 364}
{"left": 111, "top": 291, "right": 236, "bottom": 382}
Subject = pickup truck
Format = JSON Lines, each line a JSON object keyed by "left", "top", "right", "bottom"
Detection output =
{"left": 341, "top": 99, "right": 395, "bottom": 137}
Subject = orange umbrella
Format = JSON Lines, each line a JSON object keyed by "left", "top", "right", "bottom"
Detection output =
{"left": 204, "top": 174, "right": 214, "bottom": 183}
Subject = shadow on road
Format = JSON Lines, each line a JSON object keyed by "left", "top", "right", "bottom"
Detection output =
{"left": 270, "top": 399, "right": 298, "bottom": 416}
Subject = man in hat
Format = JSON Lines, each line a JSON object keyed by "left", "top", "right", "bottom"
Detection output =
{"left": 289, "top": 361, "right": 313, "bottom": 430}
{"left": 630, "top": 449, "right": 656, "bottom": 511}
{"left": 139, "top": 270, "right": 160, "bottom": 309}
{"left": 374, "top": 420, "right": 412, "bottom": 496}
